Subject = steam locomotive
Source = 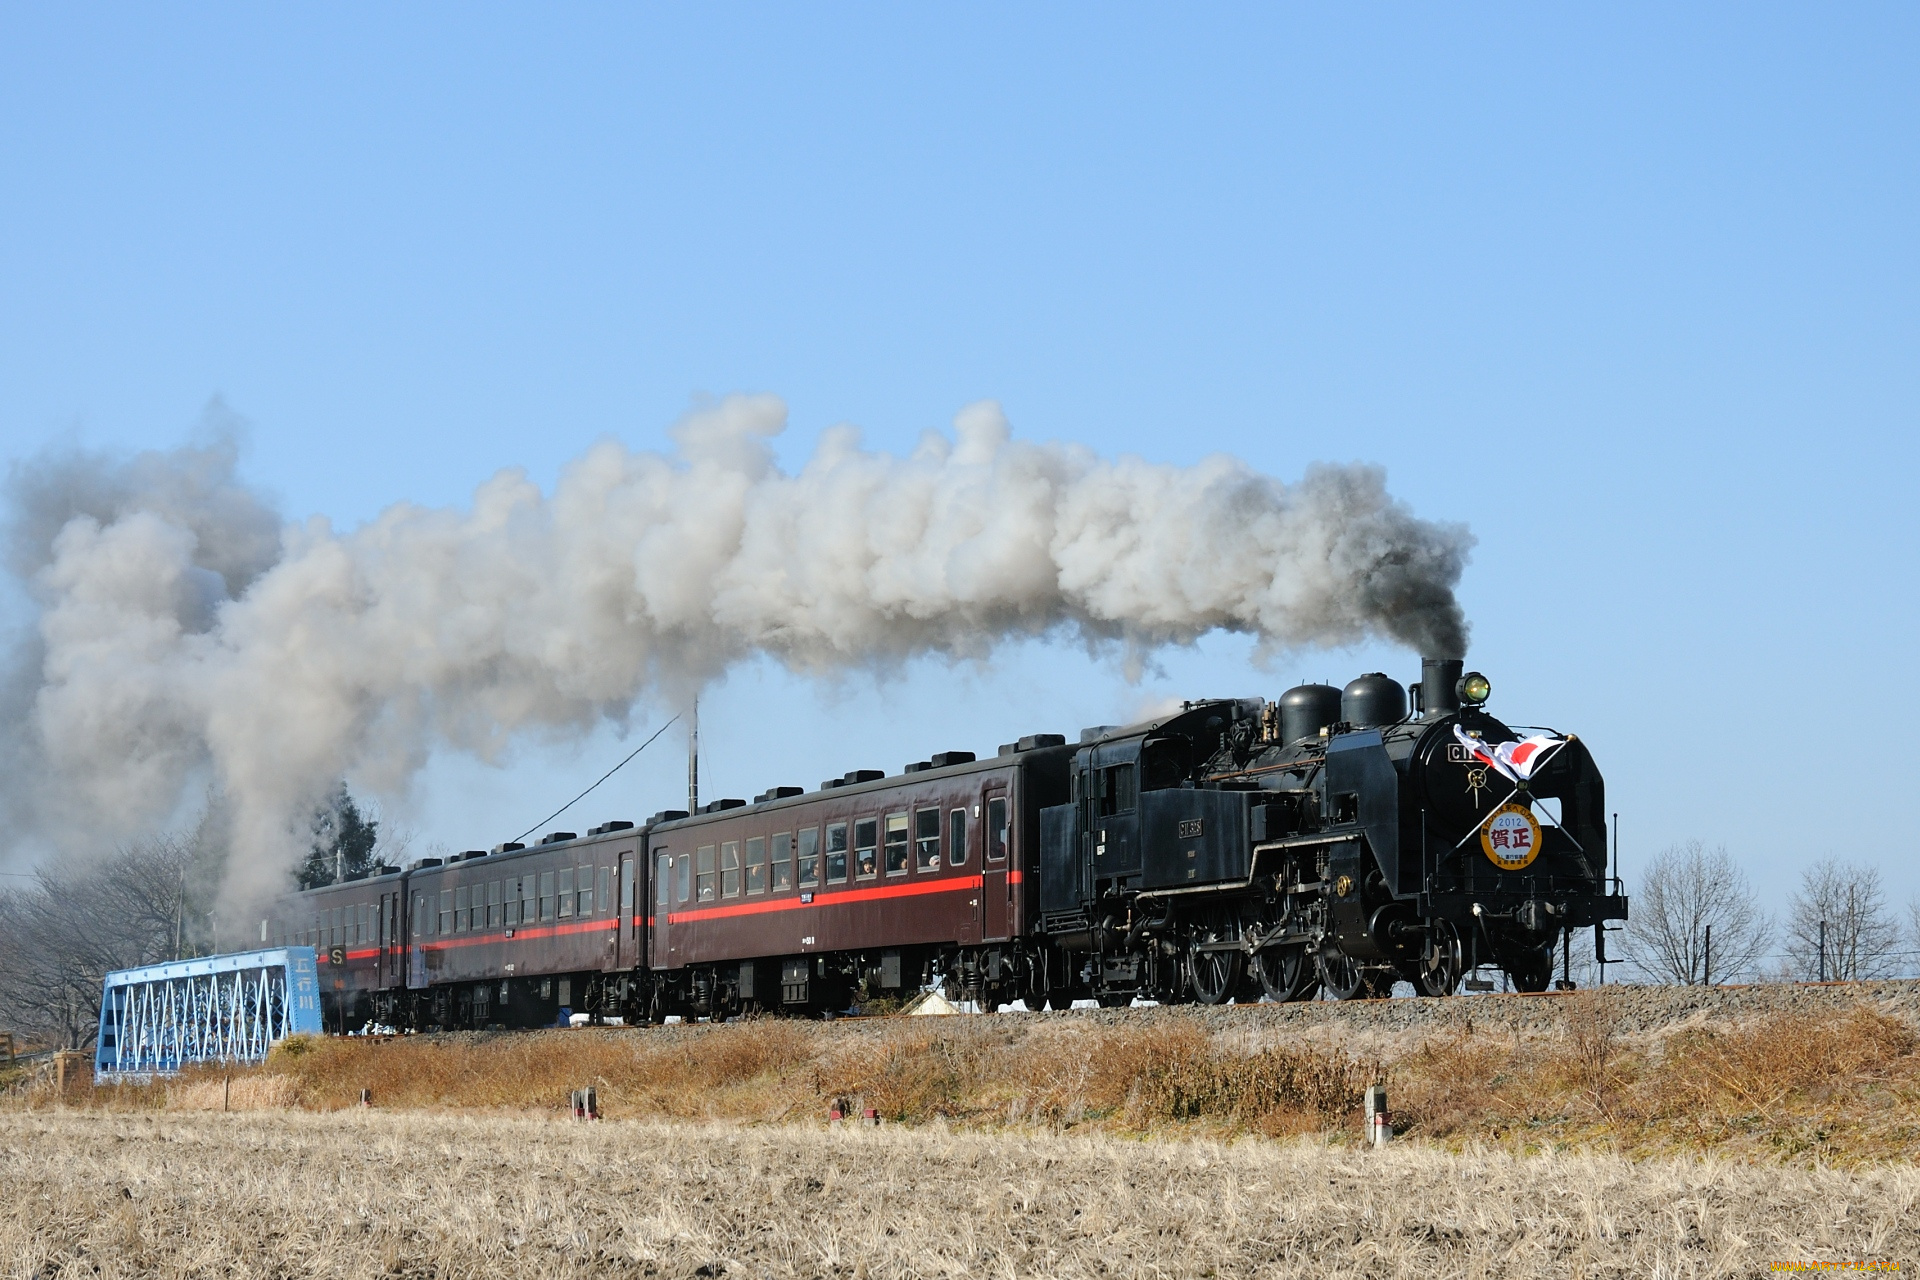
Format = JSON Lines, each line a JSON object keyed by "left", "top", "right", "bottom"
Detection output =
{"left": 267, "top": 657, "right": 1628, "bottom": 1030}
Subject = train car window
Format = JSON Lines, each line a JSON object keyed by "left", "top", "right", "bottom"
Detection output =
{"left": 799, "top": 828, "right": 822, "bottom": 887}
{"left": 745, "top": 837, "right": 766, "bottom": 894}
{"left": 948, "top": 809, "right": 968, "bottom": 866}
{"left": 623, "top": 860, "right": 637, "bottom": 914}
{"left": 854, "top": 819, "right": 879, "bottom": 881}
{"left": 332, "top": 907, "right": 344, "bottom": 945}
{"left": 577, "top": 864, "right": 593, "bottom": 917}
{"left": 655, "top": 854, "right": 670, "bottom": 908}
{"left": 486, "top": 881, "right": 500, "bottom": 928}
{"left": 438, "top": 890, "right": 453, "bottom": 935}
{"left": 987, "top": 798, "right": 1009, "bottom": 862}
{"left": 361, "top": 902, "right": 373, "bottom": 942}
{"left": 414, "top": 896, "right": 427, "bottom": 938}
{"left": 558, "top": 868, "right": 575, "bottom": 918}
{"left": 771, "top": 832, "right": 793, "bottom": 891}
{"left": 598, "top": 865, "right": 613, "bottom": 917}
{"left": 676, "top": 853, "right": 691, "bottom": 904}
{"left": 916, "top": 809, "right": 940, "bottom": 871}
{"left": 884, "top": 814, "right": 910, "bottom": 876}
{"left": 1099, "top": 763, "right": 1137, "bottom": 816}
{"left": 455, "top": 885, "right": 471, "bottom": 932}
{"left": 540, "top": 871, "right": 556, "bottom": 921}
{"left": 520, "top": 877, "right": 535, "bottom": 924}
{"left": 825, "top": 823, "right": 848, "bottom": 884}
{"left": 721, "top": 841, "right": 741, "bottom": 898}
{"left": 696, "top": 845, "right": 717, "bottom": 902}
{"left": 1141, "top": 739, "right": 1188, "bottom": 791}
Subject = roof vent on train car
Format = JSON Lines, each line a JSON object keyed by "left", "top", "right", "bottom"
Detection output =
{"left": 902, "top": 761, "right": 933, "bottom": 773}
{"left": 999, "top": 733, "right": 1067, "bottom": 756}
{"left": 1079, "top": 725, "right": 1118, "bottom": 744}
{"left": 753, "top": 786, "right": 805, "bottom": 803}
{"left": 373, "top": 864, "right": 400, "bottom": 877}
{"left": 410, "top": 857, "right": 443, "bottom": 870}
{"left": 491, "top": 842, "right": 526, "bottom": 854}
{"left": 929, "top": 750, "right": 976, "bottom": 768}
{"left": 538, "top": 832, "right": 578, "bottom": 845}
{"left": 586, "top": 820, "right": 635, "bottom": 836}
{"left": 702, "top": 799, "right": 746, "bottom": 814}
{"left": 821, "top": 778, "right": 845, "bottom": 789}
{"left": 1340, "top": 673, "right": 1408, "bottom": 729}
{"left": 842, "top": 769, "right": 885, "bottom": 786}
{"left": 646, "top": 809, "right": 690, "bottom": 825}
{"left": 456, "top": 850, "right": 487, "bottom": 862}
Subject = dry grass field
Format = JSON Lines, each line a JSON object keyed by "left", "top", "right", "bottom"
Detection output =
{"left": 4, "top": 1109, "right": 1915, "bottom": 1279}
{"left": 9, "top": 986, "right": 1920, "bottom": 1276}
{"left": 22, "top": 985, "right": 1920, "bottom": 1162}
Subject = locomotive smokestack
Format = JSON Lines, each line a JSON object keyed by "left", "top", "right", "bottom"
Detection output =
{"left": 1418, "top": 657, "right": 1464, "bottom": 716}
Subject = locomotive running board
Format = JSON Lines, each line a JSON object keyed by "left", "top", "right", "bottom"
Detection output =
{"left": 1132, "top": 835, "right": 1360, "bottom": 901}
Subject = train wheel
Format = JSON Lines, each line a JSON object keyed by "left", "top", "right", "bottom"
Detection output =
{"left": 1505, "top": 946, "right": 1554, "bottom": 993}
{"left": 1410, "top": 920, "right": 1463, "bottom": 997}
{"left": 1253, "top": 946, "right": 1321, "bottom": 1002}
{"left": 1319, "top": 948, "right": 1387, "bottom": 1001}
{"left": 1187, "top": 941, "right": 1244, "bottom": 1006}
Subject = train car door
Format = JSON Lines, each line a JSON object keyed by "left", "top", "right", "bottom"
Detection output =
{"left": 617, "top": 853, "right": 637, "bottom": 968}
{"left": 651, "top": 847, "right": 674, "bottom": 967}
{"left": 981, "top": 788, "right": 1011, "bottom": 941}
{"left": 380, "top": 892, "right": 399, "bottom": 984}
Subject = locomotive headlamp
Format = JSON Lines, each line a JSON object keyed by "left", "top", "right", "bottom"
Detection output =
{"left": 1457, "top": 672, "right": 1491, "bottom": 706}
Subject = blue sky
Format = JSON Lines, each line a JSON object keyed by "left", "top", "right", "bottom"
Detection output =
{"left": 2, "top": 6, "right": 1915, "bottom": 925}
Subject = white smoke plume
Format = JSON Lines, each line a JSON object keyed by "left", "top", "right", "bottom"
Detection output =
{"left": 0, "top": 396, "right": 1472, "bottom": 908}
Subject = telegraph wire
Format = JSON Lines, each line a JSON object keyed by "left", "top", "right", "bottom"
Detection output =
{"left": 511, "top": 715, "right": 681, "bottom": 845}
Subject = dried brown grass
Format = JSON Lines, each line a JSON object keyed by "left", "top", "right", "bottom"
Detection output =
{"left": 20, "top": 992, "right": 1920, "bottom": 1164}
{"left": 4, "top": 1109, "right": 1914, "bottom": 1278}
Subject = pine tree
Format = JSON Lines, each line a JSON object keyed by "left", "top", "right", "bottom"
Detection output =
{"left": 297, "top": 784, "right": 381, "bottom": 889}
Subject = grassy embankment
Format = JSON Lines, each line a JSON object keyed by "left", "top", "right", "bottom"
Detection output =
{"left": 19, "top": 989, "right": 1920, "bottom": 1164}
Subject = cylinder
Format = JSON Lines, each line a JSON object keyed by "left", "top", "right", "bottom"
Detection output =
{"left": 1418, "top": 658, "right": 1464, "bottom": 716}
{"left": 1341, "top": 674, "right": 1407, "bottom": 728}
{"left": 1278, "top": 684, "right": 1343, "bottom": 745}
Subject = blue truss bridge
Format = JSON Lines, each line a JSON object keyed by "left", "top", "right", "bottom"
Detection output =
{"left": 94, "top": 946, "right": 325, "bottom": 1082}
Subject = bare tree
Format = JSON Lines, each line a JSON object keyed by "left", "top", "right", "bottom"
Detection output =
{"left": 0, "top": 834, "right": 218, "bottom": 1049}
{"left": 1786, "top": 858, "right": 1899, "bottom": 981}
{"left": 1624, "top": 840, "right": 1769, "bottom": 985}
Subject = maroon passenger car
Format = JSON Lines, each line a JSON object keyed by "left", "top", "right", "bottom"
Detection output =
{"left": 646, "top": 737, "right": 1072, "bottom": 1019}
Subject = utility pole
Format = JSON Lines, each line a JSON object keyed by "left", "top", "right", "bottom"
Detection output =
{"left": 1703, "top": 924, "right": 1712, "bottom": 986}
{"left": 1819, "top": 919, "right": 1827, "bottom": 982}
{"left": 687, "top": 697, "right": 700, "bottom": 815}
{"left": 175, "top": 865, "right": 185, "bottom": 960}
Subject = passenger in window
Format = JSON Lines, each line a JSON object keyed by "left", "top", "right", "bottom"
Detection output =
{"left": 825, "top": 824, "right": 848, "bottom": 884}
{"left": 746, "top": 837, "right": 767, "bottom": 894}
{"left": 916, "top": 809, "right": 940, "bottom": 871}
{"left": 771, "top": 833, "right": 793, "bottom": 891}
{"left": 696, "top": 845, "right": 717, "bottom": 901}
{"left": 799, "top": 828, "right": 821, "bottom": 887}
{"left": 854, "top": 818, "right": 879, "bottom": 880}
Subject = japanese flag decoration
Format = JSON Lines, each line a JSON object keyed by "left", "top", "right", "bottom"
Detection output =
{"left": 1453, "top": 725, "right": 1567, "bottom": 785}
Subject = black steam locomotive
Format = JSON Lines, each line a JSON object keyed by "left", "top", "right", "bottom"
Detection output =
{"left": 267, "top": 658, "right": 1627, "bottom": 1030}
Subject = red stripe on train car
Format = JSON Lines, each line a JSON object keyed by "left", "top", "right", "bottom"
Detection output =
{"left": 666, "top": 869, "right": 1025, "bottom": 925}
{"left": 415, "top": 917, "right": 618, "bottom": 954}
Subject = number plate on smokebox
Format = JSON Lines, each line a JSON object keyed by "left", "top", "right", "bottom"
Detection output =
{"left": 1177, "top": 818, "right": 1205, "bottom": 838}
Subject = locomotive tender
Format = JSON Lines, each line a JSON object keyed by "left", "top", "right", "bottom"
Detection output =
{"left": 267, "top": 657, "right": 1628, "bottom": 1030}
